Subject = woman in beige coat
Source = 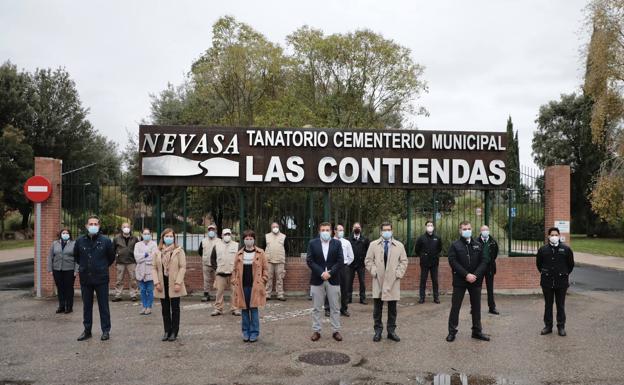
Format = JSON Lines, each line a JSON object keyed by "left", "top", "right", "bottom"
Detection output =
{"left": 152, "top": 228, "right": 187, "bottom": 342}
{"left": 232, "top": 230, "right": 269, "bottom": 342}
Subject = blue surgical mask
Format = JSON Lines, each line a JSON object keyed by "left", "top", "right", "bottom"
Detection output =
{"left": 142, "top": 234, "right": 152, "bottom": 241}
{"left": 382, "top": 231, "right": 392, "bottom": 240}
{"left": 462, "top": 230, "right": 472, "bottom": 239}
{"left": 61, "top": 233, "right": 70, "bottom": 241}
{"left": 481, "top": 230, "right": 490, "bottom": 238}
{"left": 320, "top": 231, "right": 331, "bottom": 241}
{"left": 163, "top": 236, "right": 174, "bottom": 245}
{"left": 337, "top": 231, "right": 345, "bottom": 239}
{"left": 87, "top": 225, "right": 99, "bottom": 235}
{"left": 207, "top": 230, "right": 216, "bottom": 238}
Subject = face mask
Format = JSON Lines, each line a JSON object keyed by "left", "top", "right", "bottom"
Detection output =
{"left": 462, "top": 230, "right": 472, "bottom": 239}
{"left": 122, "top": 227, "right": 130, "bottom": 234}
{"left": 320, "top": 231, "right": 331, "bottom": 241}
{"left": 61, "top": 233, "right": 70, "bottom": 241}
{"left": 207, "top": 230, "right": 216, "bottom": 238}
{"left": 549, "top": 235, "right": 560, "bottom": 245}
{"left": 223, "top": 235, "right": 232, "bottom": 243}
{"left": 87, "top": 225, "right": 99, "bottom": 235}
{"left": 353, "top": 228, "right": 361, "bottom": 235}
{"left": 163, "top": 236, "right": 174, "bottom": 245}
{"left": 142, "top": 234, "right": 152, "bottom": 241}
{"left": 244, "top": 239, "right": 255, "bottom": 248}
{"left": 426, "top": 226, "right": 434, "bottom": 233}
{"left": 481, "top": 230, "right": 490, "bottom": 238}
{"left": 337, "top": 230, "right": 345, "bottom": 239}
{"left": 381, "top": 231, "right": 392, "bottom": 240}
{"left": 272, "top": 227, "right": 279, "bottom": 234}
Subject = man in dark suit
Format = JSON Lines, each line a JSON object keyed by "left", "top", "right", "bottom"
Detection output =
{"left": 307, "top": 222, "right": 344, "bottom": 342}
{"left": 74, "top": 215, "right": 115, "bottom": 341}
{"left": 476, "top": 224, "right": 500, "bottom": 314}
{"left": 536, "top": 227, "right": 574, "bottom": 336}
{"left": 415, "top": 221, "right": 442, "bottom": 304}
{"left": 348, "top": 222, "right": 370, "bottom": 304}
{"left": 446, "top": 220, "right": 490, "bottom": 342}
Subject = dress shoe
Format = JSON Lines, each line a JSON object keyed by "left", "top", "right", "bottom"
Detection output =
{"left": 101, "top": 332, "right": 110, "bottom": 341}
{"left": 446, "top": 333, "right": 456, "bottom": 342}
{"left": 77, "top": 331, "right": 92, "bottom": 341}
{"left": 557, "top": 327, "right": 567, "bottom": 337}
{"left": 111, "top": 297, "right": 122, "bottom": 302}
{"left": 201, "top": 292, "right": 210, "bottom": 302}
{"left": 348, "top": 298, "right": 353, "bottom": 304}
{"left": 325, "top": 310, "right": 330, "bottom": 317}
{"left": 56, "top": 307, "right": 65, "bottom": 314}
{"left": 387, "top": 332, "right": 401, "bottom": 342}
{"left": 489, "top": 308, "right": 500, "bottom": 315}
{"left": 360, "top": 299, "right": 368, "bottom": 305}
{"left": 130, "top": 296, "right": 137, "bottom": 302}
{"left": 418, "top": 298, "right": 425, "bottom": 304}
{"left": 332, "top": 332, "right": 343, "bottom": 341}
{"left": 433, "top": 298, "right": 441, "bottom": 304}
{"left": 541, "top": 327, "right": 553, "bottom": 335}
{"left": 471, "top": 332, "right": 490, "bottom": 341}
{"left": 162, "top": 332, "right": 171, "bottom": 341}
{"left": 64, "top": 307, "right": 73, "bottom": 314}
{"left": 311, "top": 332, "right": 321, "bottom": 341}
{"left": 168, "top": 334, "right": 177, "bottom": 342}
{"left": 373, "top": 331, "right": 382, "bottom": 342}
{"left": 340, "top": 310, "right": 350, "bottom": 317}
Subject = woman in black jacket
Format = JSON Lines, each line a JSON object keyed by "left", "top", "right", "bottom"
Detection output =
{"left": 47, "top": 228, "right": 78, "bottom": 314}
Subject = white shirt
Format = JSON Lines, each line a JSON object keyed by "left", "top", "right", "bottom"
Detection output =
{"left": 337, "top": 237, "right": 354, "bottom": 265}
{"left": 321, "top": 239, "right": 329, "bottom": 261}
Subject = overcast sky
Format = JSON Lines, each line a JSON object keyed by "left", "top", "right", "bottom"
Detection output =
{"left": 0, "top": 0, "right": 589, "bottom": 169}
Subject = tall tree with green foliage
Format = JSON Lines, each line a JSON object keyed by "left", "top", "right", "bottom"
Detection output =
{"left": 505, "top": 116, "right": 523, "bottom": 199}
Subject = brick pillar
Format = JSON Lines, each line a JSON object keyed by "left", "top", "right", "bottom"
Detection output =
{"left": 34, "top": 157, "right": 63, "bottom": 296}
{"left": 544, "top": 165, "right": 571, "bottom": 244}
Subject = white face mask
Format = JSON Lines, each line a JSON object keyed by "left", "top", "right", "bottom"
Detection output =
{"left": 272, "top": 227, "right": 279, "bottom": 234}
{"left": 549, "top": 235, "right": 560, "bottom": 245}
{"left": 320, "top": 231, "right": 331, "bottom": 241}
{"left": 481, "top": 230, "right": 490, "bottom": 238}
{"left": 223, "top": 235, "right": 232, "bottom": 243}
{"left": 244, "top": 239, "right": 255, "bottom": 248}
{"left": 337, "top": 230, "right": 345, "bottom": 239}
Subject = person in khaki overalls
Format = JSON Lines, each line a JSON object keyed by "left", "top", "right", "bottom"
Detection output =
{"left": 198, "top": 224, "right": 222, "bottom": 302}
{"left": 265, "top": 222, "right": 287, "bottom": 301}
{"left": 210, "top": 228, "right": 241, "bottom": 316}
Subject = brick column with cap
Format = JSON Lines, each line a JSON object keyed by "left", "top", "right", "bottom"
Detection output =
{"left": 544, "top": 165, "right": 571, "bottom": 245}
{"left": 33, "top": 157, "right": 63, "bottom": 296}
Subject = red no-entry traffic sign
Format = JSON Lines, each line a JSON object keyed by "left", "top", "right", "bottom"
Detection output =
{"left": 24, "top": 175, "right": 52, "bottom": 203}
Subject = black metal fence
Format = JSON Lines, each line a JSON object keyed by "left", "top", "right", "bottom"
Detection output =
{"left": 61, "top": 164, "right": 543, "bottom": 256}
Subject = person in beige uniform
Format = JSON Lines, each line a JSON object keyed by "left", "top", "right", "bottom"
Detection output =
{"left": 265, "top": 222, "right": 287, "bottom": 301}
{"left": 198, "top": 224, "right": 222, "bottom": 302}
{"left": 210, "top": 228, "right": 241, "bottom": 316}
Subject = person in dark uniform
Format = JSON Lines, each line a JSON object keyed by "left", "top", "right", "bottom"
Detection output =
{"left": 415, "top": 221, "right": 442, "bottom": 304}
{"left": 348, "top": 222, "right": 370, "bottom": 305}
{"left": 446, "top": 220, "right": 490, "bottom": 342}
{"left": 476, "top": 225, "right": 500, "bottom": 314}
{"left": 536, "top": 227, "right": 574, "bottom": 337}
{"left": 74, "top": 215, "right": 115, "bottom": 341}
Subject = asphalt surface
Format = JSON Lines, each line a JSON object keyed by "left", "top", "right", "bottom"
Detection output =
{"left": 1, "top": 285, "right": 624, "bottom": 384}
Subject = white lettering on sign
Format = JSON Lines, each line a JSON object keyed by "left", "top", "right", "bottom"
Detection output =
{"left": 27, "top": 186, "right": 49, "bottom": 192}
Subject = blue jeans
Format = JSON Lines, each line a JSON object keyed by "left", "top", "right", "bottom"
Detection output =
{"left": 241, "top": 286, "right": 260, "bottom": 340}
{"left": 138, "top": 280, "right": 154, "bottom": 309}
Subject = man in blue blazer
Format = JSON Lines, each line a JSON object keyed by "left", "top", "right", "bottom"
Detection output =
{"left": 307, "top": 222, "right": 344, "bottom": 342}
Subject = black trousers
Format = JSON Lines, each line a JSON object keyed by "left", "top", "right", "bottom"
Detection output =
{"left": 161, "top": 275, "right": 181, "bottom": 336}
{"left": 484, "top": 271, "right": 496, "bottom": 310}
{"left": 53, "top": 270, "right": 75, "bottom": 310}
{"left": 542, "top": 286, "right": 567, "bottom": 328}
{"left": 419, "top": 263, "right": 439, "bottom": 299}
{"left": 448, "top": 285, "right": 482, "bottom": 334}
{"left": 348, "top": 265, "right": 366, "bottom": 301}
{"left": 81, "top": 281, "right": 111, "bottom": 333}
{"left": 324, "top": 267, "right": 350, "bottom": 312}
{"left": 373, "top": 299, "right": 397, "bottom": 333}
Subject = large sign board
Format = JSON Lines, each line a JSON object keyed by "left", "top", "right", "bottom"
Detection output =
{"left": 138, "top": 125, "right": 508, "bottom": 189}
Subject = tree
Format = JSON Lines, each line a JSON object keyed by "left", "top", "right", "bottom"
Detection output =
{"left": 532, "top": 93, "right": 608, "bottom": 234}
{"left": 505, "top": 116, "right": 524, "bottom": 200}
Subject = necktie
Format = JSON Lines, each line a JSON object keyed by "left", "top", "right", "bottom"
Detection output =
{"left": 384, "top": 241, "right": 389, "bottom": 267}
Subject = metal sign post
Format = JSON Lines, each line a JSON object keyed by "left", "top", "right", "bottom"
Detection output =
{"left": 35, "top": 202, "right": 42, "bottom": 298}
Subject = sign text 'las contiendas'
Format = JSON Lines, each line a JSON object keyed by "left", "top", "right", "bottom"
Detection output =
{"left": 138, "top": 126, "right": 508, "bottom": 189}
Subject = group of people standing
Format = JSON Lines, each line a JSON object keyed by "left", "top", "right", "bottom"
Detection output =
{"left": 46, "top": 216, "right": 574, "bottom": 344}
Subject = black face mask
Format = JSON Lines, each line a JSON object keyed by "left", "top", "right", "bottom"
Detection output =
{"left": 353, "top": 229, "right": 361, "bottom": 235}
